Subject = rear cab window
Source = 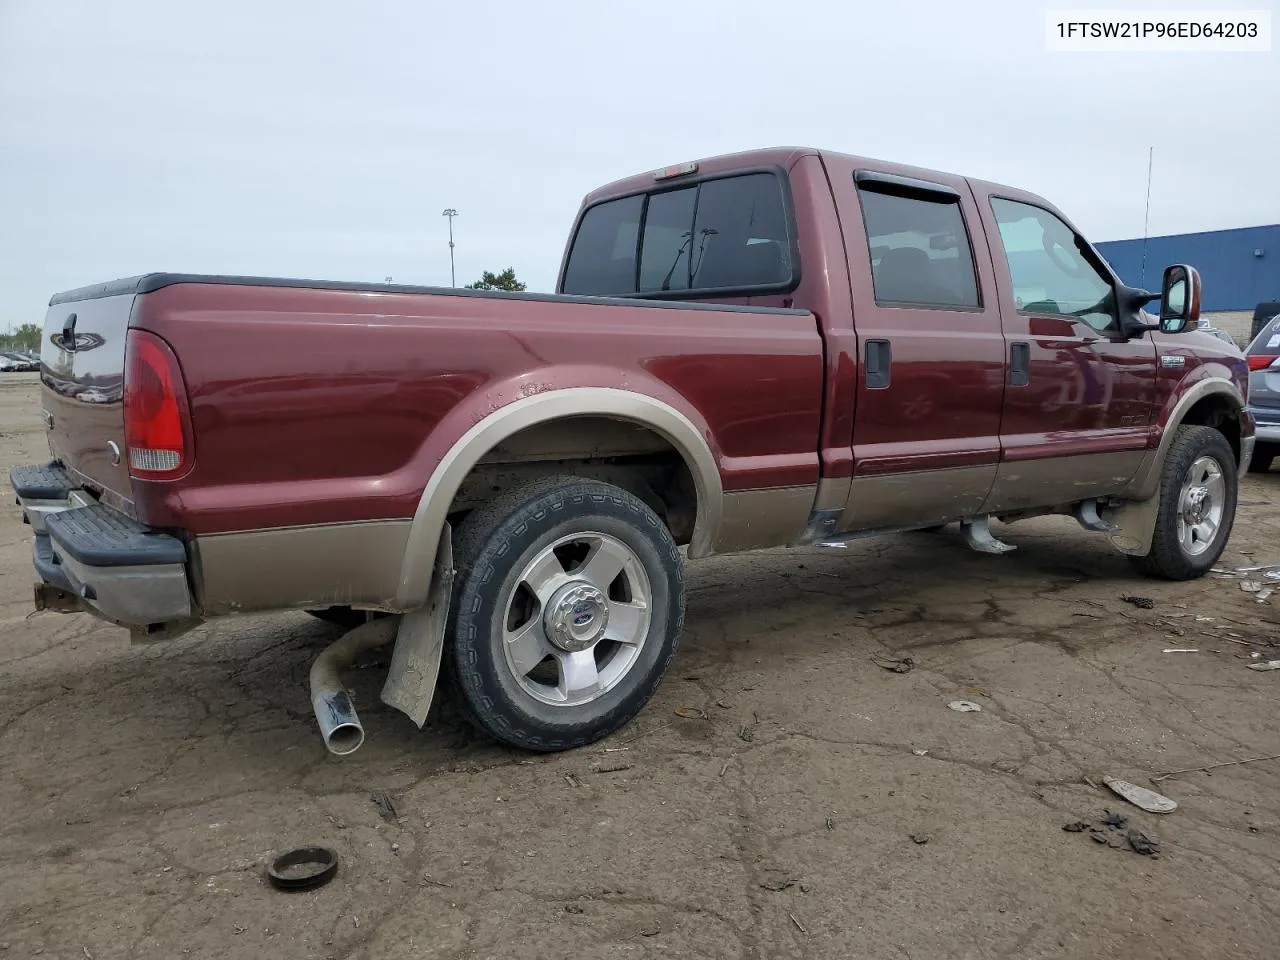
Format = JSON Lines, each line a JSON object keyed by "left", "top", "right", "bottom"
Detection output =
{"left": 560, "top": 171, "right": 798, "bottom": 299}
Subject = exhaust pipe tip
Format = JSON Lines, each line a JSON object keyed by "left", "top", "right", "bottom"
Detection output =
{"left": 308, "top": 616, "right": 400, "bottom": 757}
{"left": 324, "top": 721, "right": 365, "bottom": 756}
{"left": 313, "top": 688, "right": 366, "bottom": 756}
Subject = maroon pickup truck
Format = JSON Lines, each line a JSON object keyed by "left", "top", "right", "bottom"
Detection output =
{"left": 13, "top": 146, "right": 1253, "bottom": 755}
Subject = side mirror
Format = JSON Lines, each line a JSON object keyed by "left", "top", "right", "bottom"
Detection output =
{"left": 1159, "top": 264, "right": 1201, "bottom": 334}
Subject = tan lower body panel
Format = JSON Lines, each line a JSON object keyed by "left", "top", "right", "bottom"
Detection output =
{"left": 840, "top": 465, "right": 996, "bottom": 532}
{"left": 980, "top": 450, "right": 1146, "bottom": 515}
{"left": 195, "top": 520, "right": 412, "bottom": 616}
{"left": 197, "top": 486, "right": 813, "bottom": 616}
{"left": 713, "top": 485, "right": 816, "bottom": 553}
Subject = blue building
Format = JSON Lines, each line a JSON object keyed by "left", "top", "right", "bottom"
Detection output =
{"left": 1095, "top": 224, "right": 1279, "bottom": 313}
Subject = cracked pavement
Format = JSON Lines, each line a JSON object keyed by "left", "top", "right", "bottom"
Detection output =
{"left": 1, "top": 374, "right": 1278, "bottom": 959}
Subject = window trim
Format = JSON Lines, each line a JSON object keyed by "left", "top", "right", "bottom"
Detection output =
{"left": 987, "top": 194, "right": 1122, "bottom": 333}
{"left": 557, "top": 165, "right": 803, "bottom": 301}
{"left": 854, "top": 171, "right": 985, "bottom": 312}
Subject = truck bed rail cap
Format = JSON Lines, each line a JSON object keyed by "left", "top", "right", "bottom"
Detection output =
{"left": 50, "top": 273, "right": 808, "bottom": 316}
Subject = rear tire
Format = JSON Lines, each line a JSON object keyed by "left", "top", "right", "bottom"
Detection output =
{"left": 446, "top": 476, "right": 685, "bottom": 752}
{"left": 1248, "top": 442, "right": 1275, "bottom": 474}
{"left": 1130, "top": 425, "right": 1237, "bottom": 580}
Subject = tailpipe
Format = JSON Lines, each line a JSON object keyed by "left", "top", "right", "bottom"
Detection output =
{"left": 309, "top": 615, "right": 401, "bottom": 756}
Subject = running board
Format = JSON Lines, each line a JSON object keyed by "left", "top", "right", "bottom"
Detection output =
{"left": 961, "top": 516, "right": 1016, "bottom": 554}
{"left": 1072, "top": 499, "right": 1116, "bottom": 533}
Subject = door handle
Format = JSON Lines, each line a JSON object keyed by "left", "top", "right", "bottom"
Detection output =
{"left": 1010, "top": 341, "right": 1030, "bottom": 386}
{"left": 865, "top": 339, "right": 891, "bottom": 389}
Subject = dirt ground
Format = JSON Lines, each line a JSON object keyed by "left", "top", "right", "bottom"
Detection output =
{"left": 1, "top": 373, "right": 1278, "bottom": 960}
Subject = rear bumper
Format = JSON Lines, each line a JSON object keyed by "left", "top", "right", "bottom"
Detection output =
{"left": 1247, "top": 412, "right": 1280, "bottom": 444}
{"left": 11, "top": 461, "right": 193, "bottom": 626}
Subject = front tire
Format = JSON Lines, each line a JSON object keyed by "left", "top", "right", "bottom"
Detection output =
{"left": 446, "top": 476, "right": 685, "bottom": 752}
{"left": 1131, "top": 425, "right": 1237, "bottom": 580}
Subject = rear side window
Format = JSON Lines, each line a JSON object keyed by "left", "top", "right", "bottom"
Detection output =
{"left": 561, "top": 172, "right": 795, "bottom": 297}
{"left": 857, "top": 186, "right": 981, "bottom": 309}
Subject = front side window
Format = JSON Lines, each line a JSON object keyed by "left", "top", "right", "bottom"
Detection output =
{"left": 989, "top": 198, "right": 1116, "bottom": 332}
{"left": 858, "top": 186, "right": 981, "bottom": 309}
{"left": 562, "top": 172, "right": 794, "bottom": 297}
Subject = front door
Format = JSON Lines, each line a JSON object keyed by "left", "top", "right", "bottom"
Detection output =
{"left": 973, "top": 191, "right": 1158, "bottom": 512}
{"left": 825, "top": 160, "right": 1008, "bottom": 530}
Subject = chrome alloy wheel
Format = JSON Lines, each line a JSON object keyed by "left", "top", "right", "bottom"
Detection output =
{"left": 501, "top": 532, "right": 652, "bottom": 707}
{"left": 1176, "top": 455, "right": 1226, "bottom": 558}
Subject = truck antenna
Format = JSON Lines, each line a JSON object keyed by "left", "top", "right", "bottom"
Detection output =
{"left": 1140, "top": 146, "right": 1153, "bottom": 287}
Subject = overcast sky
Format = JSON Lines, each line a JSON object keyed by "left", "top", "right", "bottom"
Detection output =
{"left": 0, "top": 0, "right": 1276, "bottom": 330}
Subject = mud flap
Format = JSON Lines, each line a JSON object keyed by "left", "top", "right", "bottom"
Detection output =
{"left": 1102, "top": 491, "right": 1161, "bottom": 557}
{"left": 380, "top": 524, "right": 454, "bottom": 727}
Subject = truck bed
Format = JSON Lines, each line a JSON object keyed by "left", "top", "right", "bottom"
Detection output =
{"left": 37, "top": 272, "right": 825, "bottom": 615}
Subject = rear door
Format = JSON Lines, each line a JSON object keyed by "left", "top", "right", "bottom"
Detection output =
{"left": 972, "top": 190, "right": 1157, "bottom": 513}
{"left": 40, "top": 293, "right": 133, "bottom": 505}
{"left": 824, "top": 158, "right": 1007, "bottom": 530}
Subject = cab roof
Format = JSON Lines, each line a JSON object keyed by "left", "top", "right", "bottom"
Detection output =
{"left": 581, "top": 145, "right": 1042, "bottom": 213}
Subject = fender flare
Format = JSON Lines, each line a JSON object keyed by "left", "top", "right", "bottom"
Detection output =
{"left": 393, "top": 387, "right": 723, "bottom": 609}
{"left": 1124, "top": 377, "right": 1244, "bottom": 502}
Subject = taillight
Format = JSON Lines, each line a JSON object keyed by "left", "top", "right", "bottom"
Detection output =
{"left": 1247, "top": 355, "right": 1278, "bottom": 371}
{"left": 123, "top": 330, "right": 192, "bottom": 480}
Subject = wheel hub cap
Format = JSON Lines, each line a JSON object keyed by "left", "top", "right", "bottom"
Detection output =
{"left": 1183, "top": 486, "right": 1210, "bottom": 524}
{"left": 544, "top": 582, "right": 609, "bottom": 652}
{"left": 1176, "top": 455, "right": 1226, "bottom": 557}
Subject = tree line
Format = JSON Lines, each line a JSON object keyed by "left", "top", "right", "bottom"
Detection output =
{"left": 1, "top": 323, "right": 41, "bottom": 353}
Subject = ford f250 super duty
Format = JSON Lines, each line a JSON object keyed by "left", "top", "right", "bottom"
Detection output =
{"left": 12, "top": 147, "right": 1253, "bottom": 755}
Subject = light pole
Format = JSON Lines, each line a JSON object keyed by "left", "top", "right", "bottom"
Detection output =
{"left": 441, "top": 208, "right": 458, "bottom": 287}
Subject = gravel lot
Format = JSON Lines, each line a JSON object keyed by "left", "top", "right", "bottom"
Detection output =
{"left": 1, "top": 372, "right": 1278, "bottom": 960}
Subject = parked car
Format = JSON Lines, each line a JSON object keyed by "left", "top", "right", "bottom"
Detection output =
{"left": 1196, "top": 320, "right": 1242, "bottom": 349}
{"left": 1250, "top": 301, "right": 1280, "bottom": 344}
{"left": 1242, "top": 313, "right": 1280, "bottom": 472}
{"left": 10, "top": 146, "right": 1253, "bottom": 757}
{"left": 1, "top": 351, "right": 39, "bottom": 371}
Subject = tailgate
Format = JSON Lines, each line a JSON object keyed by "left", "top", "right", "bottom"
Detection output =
{"left": 41, "top": 293, "right": 133, "bottom": 505}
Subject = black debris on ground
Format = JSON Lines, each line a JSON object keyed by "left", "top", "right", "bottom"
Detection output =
{"left": 370, "top": 790, "right": 399, "bottom": 822}
{"left": 1064, "top": 813, "right": 1160, "bottom": 858}
{"left": 1128, "top": 831, "right": 1161, "bottom": 856}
